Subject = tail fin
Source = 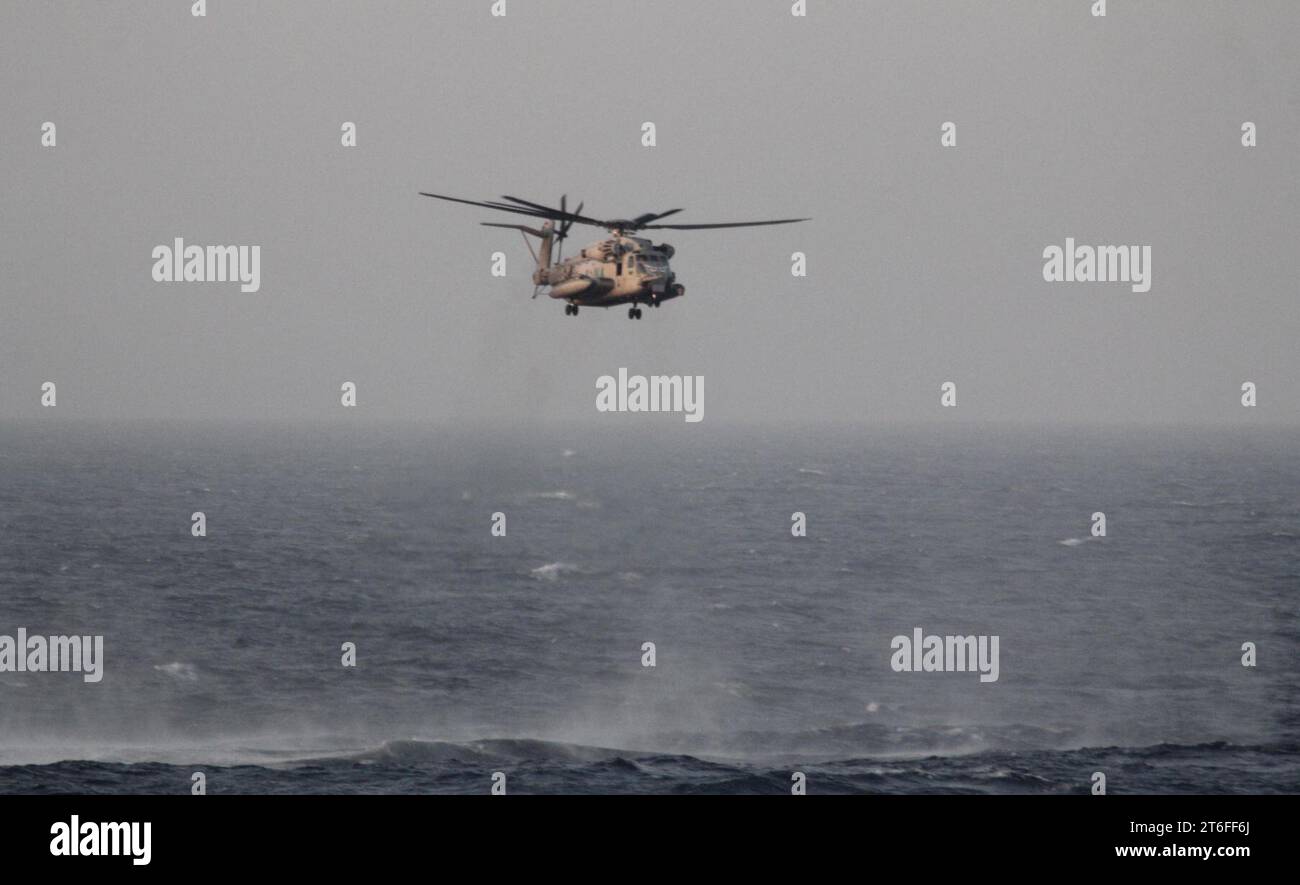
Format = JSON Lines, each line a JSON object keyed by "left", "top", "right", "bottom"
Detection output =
{"left": 537, "top": 220, "right": 555, "bottom": 271}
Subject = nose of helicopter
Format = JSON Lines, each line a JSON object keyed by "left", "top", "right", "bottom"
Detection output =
{"left": 641, "top": 272, "right": 668, "bottom": 293}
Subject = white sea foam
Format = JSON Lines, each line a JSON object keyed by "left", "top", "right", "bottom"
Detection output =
{"left": 154, "top": 662, "right": 199, "bottom": 682}
{"left": 530, "top": 562, "right": 578, "bottom": 581}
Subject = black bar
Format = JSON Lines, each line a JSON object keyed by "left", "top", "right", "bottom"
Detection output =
{"left": 2, "top": 795, "right": 1283, "bottom": 870}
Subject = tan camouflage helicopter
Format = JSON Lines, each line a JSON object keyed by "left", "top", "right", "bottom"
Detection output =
{"left": 420, "top": 191, "right": 808, "bottom": 319}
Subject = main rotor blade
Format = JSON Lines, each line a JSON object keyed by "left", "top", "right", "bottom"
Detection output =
{"left": 632, "top": 209, "right": 684, "bottom": 226}
{"left": 499, "top": 194, "right": 561, "bottom": 214}
{"left": 483, "top": 201, "right": 556, "bottom": 218}
{"left": 423, "top": 192, "right": 605, "bottom": 230}
{"left": 419, "top": 192, "right": 568, "bottom": 222}
{"left": 641, "top": 218, "right": 811, "bottom": 230}
{"left": 501, "top": 194, "right": 605, "bottom": 227}
{"left": 491, "top": 201, "right": 602, "bottom": 229}
{"left": 424, "top": 191, "right": 808, "bottom": 234}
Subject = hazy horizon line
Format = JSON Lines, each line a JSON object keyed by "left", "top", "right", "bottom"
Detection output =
{"left": 2, "top": 416, "right": 1295, "bottom": 434}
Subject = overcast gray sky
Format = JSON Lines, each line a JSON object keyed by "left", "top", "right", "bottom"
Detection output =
{"left": 2, "top": 0, "right": 1296, "bottom": 426}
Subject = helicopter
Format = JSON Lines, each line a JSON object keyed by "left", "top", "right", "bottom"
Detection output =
{"left": 419, "top": 191, "right": 809, "bottom": 319}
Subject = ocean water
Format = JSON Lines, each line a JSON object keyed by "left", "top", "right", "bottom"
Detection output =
{"left": 0, "top": 422, "right": 1296, "bottom": 794}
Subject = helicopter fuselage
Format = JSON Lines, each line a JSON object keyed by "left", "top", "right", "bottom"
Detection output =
{"left": 536, "top": 234, "right": 684, "bottom": 307}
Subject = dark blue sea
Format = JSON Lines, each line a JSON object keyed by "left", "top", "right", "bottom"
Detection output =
{"left": 0, "top": 422, "right": 1296, "bottom": 794}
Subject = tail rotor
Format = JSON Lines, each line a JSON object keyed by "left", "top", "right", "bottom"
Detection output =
{"left": 554, "top": 194, "right": 581, "bottom": 263}
{"left": 538, "top": 196, "right": 580, "bottom": 298}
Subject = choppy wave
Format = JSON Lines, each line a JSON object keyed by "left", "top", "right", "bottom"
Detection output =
{"left": 2, "top": 736, "right": 1295, "bottom": 795}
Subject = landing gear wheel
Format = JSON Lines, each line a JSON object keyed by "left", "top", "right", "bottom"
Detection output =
{"left": 566, "top": 304, "right": 579, "bottom": 316}
{"left": 628, "top": 307, "right": 640, "bottom": 320}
